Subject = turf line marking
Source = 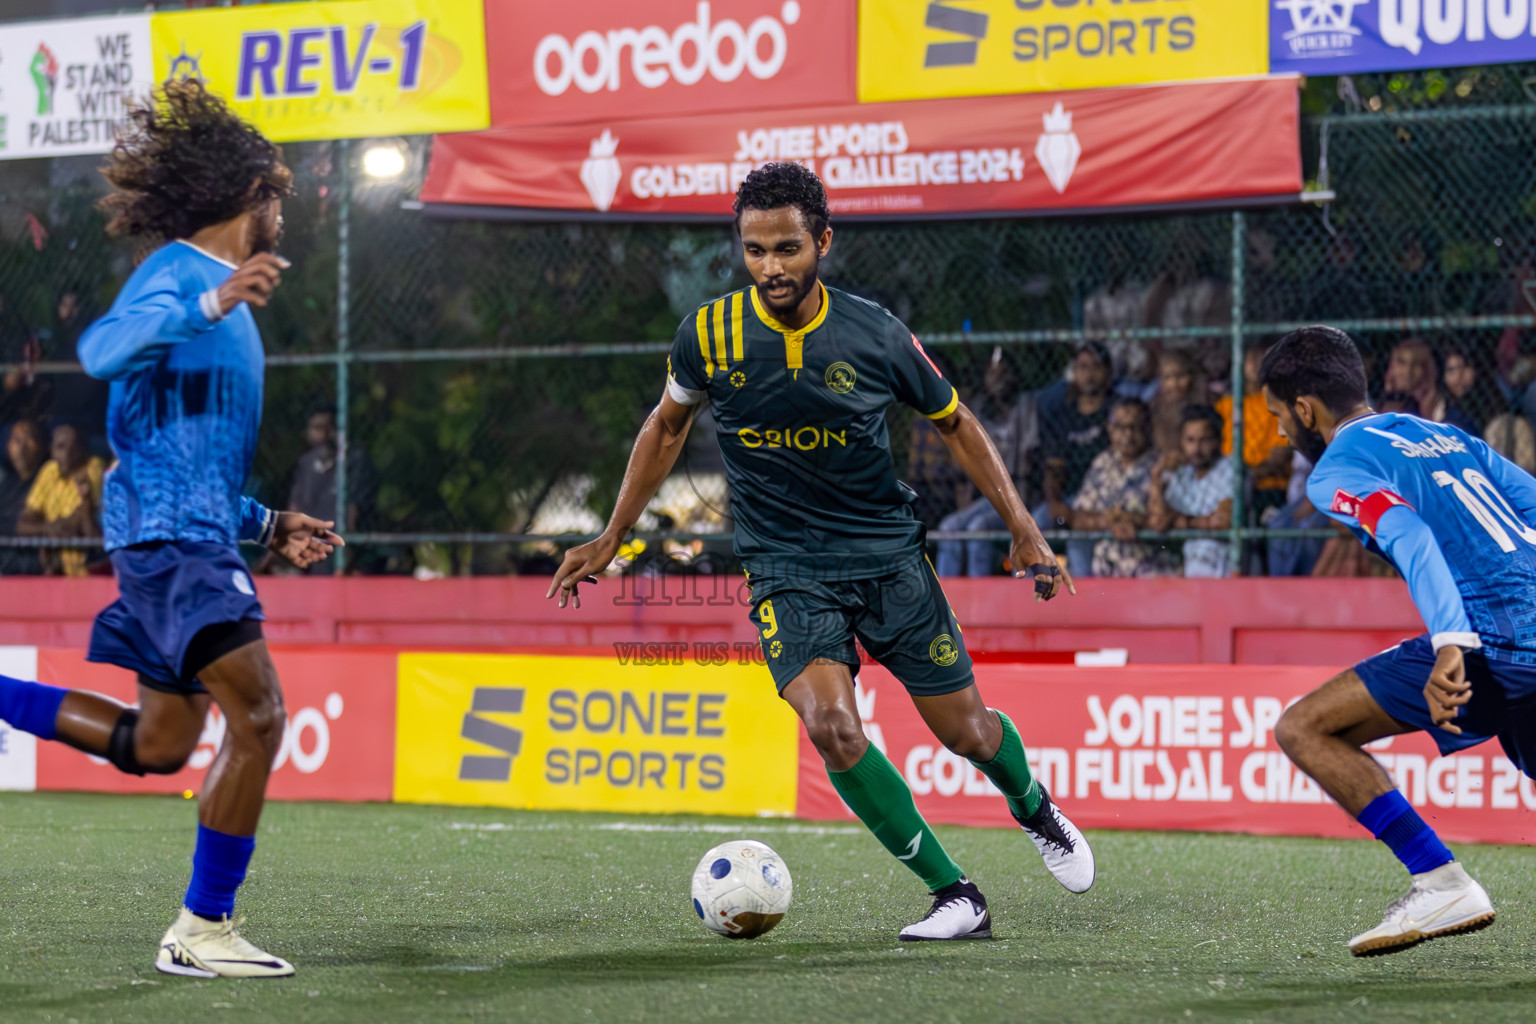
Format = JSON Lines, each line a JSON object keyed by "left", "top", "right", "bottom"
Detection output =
{"left": 448, "top": 821, "right": 863, "bottom": 836}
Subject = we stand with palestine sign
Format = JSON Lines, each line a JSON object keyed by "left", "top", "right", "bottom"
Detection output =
{"left": 0, "top": 15, "right": 153, "bottom": 160}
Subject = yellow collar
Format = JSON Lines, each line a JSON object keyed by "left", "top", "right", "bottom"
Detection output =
{"left": 749, "top": 280, "right": 830, "bottom": 337}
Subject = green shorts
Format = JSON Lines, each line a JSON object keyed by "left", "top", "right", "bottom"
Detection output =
{"left": 747, "top": 556, "right": 974, "bottom": 697}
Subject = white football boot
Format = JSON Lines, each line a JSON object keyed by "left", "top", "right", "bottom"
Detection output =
{"left": 1014, "top": 787, "right": 1096, "bottom": 894}
{"left": 1349, "top": 861, "right": 1496, "bottom": 957}
{"left": 898, "top": 879, "right": 992, "bottom": 941}
{"left": 155, "top": 909, "right": 295, "bottom": 978}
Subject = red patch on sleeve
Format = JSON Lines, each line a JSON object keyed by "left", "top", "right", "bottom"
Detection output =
{"left": 1330, "top": 489, "right": 1362, "bottom": 518}
{"left": 912, "top": 334, "right": 943, "bottom": 378}
{"left": 1357, "top": 490, "right": 1413, "bottom": 538}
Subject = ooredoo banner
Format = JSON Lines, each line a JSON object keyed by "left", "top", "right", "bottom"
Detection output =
{"left": 32, "top": 648, "right": 398, "bottom": 803}
{"left": 859, "top": 0, "right": 1267, "bottom": 103}
{"left": 796, "top": 664, "right": 1536, "bottom": 846}
{"left": 393, "top": 653, "right": 799, "bottom": 816}
{"left": 1271, "top": 0, "right": 1536, "bottom": 75}
{"left": 148, "top": 0, "right": 489, "bottom": 143}
{"left": 0, "top": 14, "right": 154, "bottom": 161}
{"left": 421, "top": 76, "right": 1302, "bottom": 218}
{"left": 485, "top": 0, "right": 856, "bottom": 128}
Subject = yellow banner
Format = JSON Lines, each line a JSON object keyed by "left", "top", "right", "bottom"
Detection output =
{"left": 149, "top": 0, "right": 487, "bottom": 143}
{"left": 859, "top": 0, "right": 1267, "bottom": 102}
{"left": 395, "top": 654, "right": 800, "bottom": 816}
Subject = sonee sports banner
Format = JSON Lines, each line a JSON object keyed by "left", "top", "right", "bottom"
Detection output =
{"left": 148, "top": 0, "right": 489, "bottom": 144}
{"left": 858, "top": 0, "right": 1268, "bottom": 103}
{"left": 420, "top": 77, "right": 1302, "bottom": 219}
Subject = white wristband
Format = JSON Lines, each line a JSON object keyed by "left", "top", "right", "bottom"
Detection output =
{"left": 199, "top": 288, "right": 226, "bottom": 324}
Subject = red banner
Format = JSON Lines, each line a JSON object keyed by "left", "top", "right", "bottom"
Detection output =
{"left": 483, "top": 0, "right": 857, "bottom": 128}
{"left": 34, "top": 648, "right": 398, "bottom": 803}
{"left": 422, "top": 77, "right": 1301, "bottom": 218}
{"left": 796, "top": 665, "right": 1536, "bottom": 846}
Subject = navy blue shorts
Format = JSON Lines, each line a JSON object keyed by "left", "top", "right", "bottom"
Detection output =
{"left": 1356, "top": 634, "right": 1536, "bottom": 778}
{"left": 88, "top": 541, "right": 265, "bottom": 694}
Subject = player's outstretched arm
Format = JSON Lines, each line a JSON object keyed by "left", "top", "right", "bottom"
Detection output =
{"left": 548, "top": 393, "right": 695, "bottom": 609}
{"left": 929, "top": 402, "right": 1075, "bottom": 601}
{"left": 79, "top": 254, "right": 288, "bottom": 381}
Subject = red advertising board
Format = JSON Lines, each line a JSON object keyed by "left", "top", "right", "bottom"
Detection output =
{"left": 483, "top": 0, "right": 857, "bottom": 128}
{"left": 796, "top": 664, "right": 1536, "bottom": 847}
{"left": 33, "top": 648, "right": 398, "bottom": 803}
{"left": 421, "top": 77, "right": 1302, "bottom": 218}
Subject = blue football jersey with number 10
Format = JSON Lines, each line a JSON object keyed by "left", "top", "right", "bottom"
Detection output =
{"left": 1310, "top": 412, "right": 1536, "bottom": 665}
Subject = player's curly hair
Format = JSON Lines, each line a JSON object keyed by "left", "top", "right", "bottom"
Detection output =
{"left": 733, "top": 162, "right": 829, "bottom": 237}
{"left": 99, "top": 80, "right": 293, "bottom": 246}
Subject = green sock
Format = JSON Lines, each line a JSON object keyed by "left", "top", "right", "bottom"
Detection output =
{"left": 971, "top": 709, "right": 1043, "bottom": 819}
{"left": 827, "top": 744, "right": 964, "bottom": 892}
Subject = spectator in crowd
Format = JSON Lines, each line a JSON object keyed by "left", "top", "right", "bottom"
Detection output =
{"left": 43, "top": 288, "right": 110, "bottom": 452}
{"left": 1216, "top": 341, "right": 1292, "bottom": 518}
{"left": 1066, "top": 399, "right": 1162, "bottom": 578}
{"left": 1442, "top": 344, "right": 1508, "bottom": 434}
{"left": 1484, "top": 412, "right": 1536, "bottom": 475}
{"left": 0, "top": 420, "right": 46, "bottom": 575}
{"left": 908, "top": 348, "right": 968, "bottom": 529}
{"left": 1149, "top": 405, "right": 1233, "bottom": 578}
{"left": 1039, "top": 343, "right": 1114, "bottom": 576}
{"left": 1266, "top": 451, "right": 1332, "bottom": 577}
{"left": 1382, "top": 336, "right": 1477, "bottom": 432}
{"left": 17, "top": 423, "right": 104, "bottom": 577}
{"left": 1149, "top": 350, "right": 1208, "bottom": 461}
{"left": 286, "top": 404, "right": 376, "bottom": 574}
{"left": 936, "top": 347, "right": 1039, "bottom": 576}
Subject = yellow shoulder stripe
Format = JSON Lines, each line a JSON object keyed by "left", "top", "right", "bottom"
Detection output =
{"left": 712, "top": 298, "right": 728, "bottom": 371}
{"left": 730, "top": 291, "right": 744, "bottom": 362}
{"left": 696, "top": 306, "right": 714, "bottom": 377}
{"left": 923, "top": 386, "right": 961, "bottom": 420}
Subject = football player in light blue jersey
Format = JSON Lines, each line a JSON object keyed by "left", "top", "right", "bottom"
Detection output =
{"left": 0, "top": 83, "right": 341, "bottom": 978}
{"left": 1262, "top": 325, "right": 1535, "bottom": 956}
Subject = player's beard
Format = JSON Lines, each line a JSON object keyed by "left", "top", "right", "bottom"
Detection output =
{"left": 251, "top": 213, "right": 284, "bottom": 256}
{"left": 757, "top": 256, "right": 819, "bottom": 319}
{"left": 1288, "top": 419, "right": 1328, "bottom": 463}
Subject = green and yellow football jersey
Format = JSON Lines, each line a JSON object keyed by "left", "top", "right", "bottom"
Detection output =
{"left": 667, "top": 282, "right": 959, "bottom": 581}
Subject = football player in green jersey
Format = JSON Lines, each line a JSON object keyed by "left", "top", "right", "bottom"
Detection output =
{"left": 550, "top": 163, "right": 1094, "bottom": 940}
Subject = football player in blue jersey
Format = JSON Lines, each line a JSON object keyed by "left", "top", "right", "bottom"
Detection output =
{"left": 0, "top": 82, "right": 341, "bottom": 978}
{"left": 1262, "top": 325, "right": 1533, "bottom": 956}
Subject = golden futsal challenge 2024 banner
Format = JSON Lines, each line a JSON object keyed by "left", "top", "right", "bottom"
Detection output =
{"left": 148, "top": 0, "right": 489, "bottom": 143}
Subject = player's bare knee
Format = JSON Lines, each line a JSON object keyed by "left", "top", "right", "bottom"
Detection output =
{"left": 939, "top": 725, "right": 992, "bottom": 761}
{"left": 1274, "top": 703, "right": 1314, "bottom": 757}
{"left": 134, "top": 732, "right": 198, "bottom": 775}
{"left": 804, "top": 708, "right": 867, "bottom": 767}
{"left": 231, "top": 691, "right": 286, "bottom": 756}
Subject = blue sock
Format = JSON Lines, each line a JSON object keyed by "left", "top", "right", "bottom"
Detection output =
{"left": 184, "top": 825, "right": 256, "bottom": 920}
{"left": 1358, "top": 790, "right": 1455, "bottom": 875}
{"left": 0, "top": 674, "right": 67, "bottom": 742}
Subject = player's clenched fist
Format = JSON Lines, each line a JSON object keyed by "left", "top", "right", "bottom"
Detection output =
{"left": 218, "top": 253, "right": 290, "bottom": 313}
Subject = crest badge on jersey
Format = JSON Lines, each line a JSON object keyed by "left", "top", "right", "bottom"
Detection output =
{"left": 825, "top": 361, "right": 856, "bottom": 395}
{"left": 1330, "top": 489, "right": 1361, "bottom": 518}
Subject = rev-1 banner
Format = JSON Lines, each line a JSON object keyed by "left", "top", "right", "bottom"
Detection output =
{"left": 796, "top": 664, "right": 1536, "bottom": 846}
{"left": 421, "top": 76, "right": 1301, "bottom": 218}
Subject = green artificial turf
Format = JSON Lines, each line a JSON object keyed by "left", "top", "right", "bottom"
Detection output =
{"left": 2, "top": 792, "right": 1533, "bottom": 1023}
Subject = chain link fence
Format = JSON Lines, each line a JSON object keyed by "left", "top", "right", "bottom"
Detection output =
{"left": 2, "top": 71, "right": 1535, "bottom": 577}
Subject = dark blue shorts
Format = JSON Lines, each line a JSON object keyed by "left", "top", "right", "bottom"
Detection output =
{"left": 1356, "top": 634, "right": 1536, "bottom": 778}
{"left": 88, "top": 541, "right": 265, "bottom": 694}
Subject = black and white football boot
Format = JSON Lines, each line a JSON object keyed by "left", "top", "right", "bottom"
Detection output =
{"left": 898, "top": 878, "right": 992, "bottom": 941}
{"left": 1014, "top": 786, "right": 1095, "bottom": 893}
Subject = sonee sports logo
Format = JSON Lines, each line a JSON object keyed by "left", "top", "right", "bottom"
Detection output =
{"left": 459, "top": 687, "right": 525, "bottom": 782}
{"left": 923, "top": 1, "right": 988, "bottom": 68}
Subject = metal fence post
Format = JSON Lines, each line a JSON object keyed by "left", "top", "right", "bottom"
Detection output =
{"left": 1229, "top": 210, "right": 1247, "bottom": 575}
{"left": 335, "top": 139, "right": 351, "bottom": 573}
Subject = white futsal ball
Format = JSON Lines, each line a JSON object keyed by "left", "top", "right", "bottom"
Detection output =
{"left": 690, "top": 839, "right": 793, "bottom": 939}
